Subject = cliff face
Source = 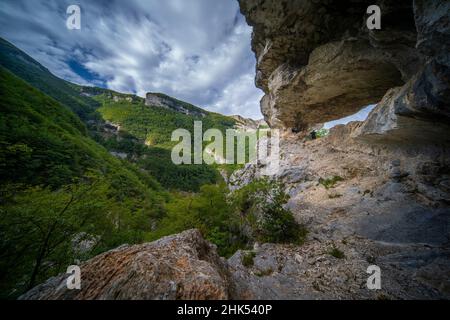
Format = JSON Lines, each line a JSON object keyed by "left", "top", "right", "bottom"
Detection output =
{"left": 145, "top": 92, "right": 207, "bottom": 117}
{"left": 229, "top": 126, "right": 450, "bottom": 299}
{"left": 239, "top": 0, "right": 450, "bottom": 139}
{"left": 228, "top": 0, "right": 450, "bottom": 299}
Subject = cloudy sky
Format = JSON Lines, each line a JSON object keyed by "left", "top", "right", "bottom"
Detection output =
{"left": 0, "top": 0, "right": 264, "bottom": 119}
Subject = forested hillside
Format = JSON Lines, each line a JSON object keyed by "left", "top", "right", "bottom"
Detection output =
{"left": 0, "top": 38, "right": 99, "bottom": 121}
{"left": 0, "top": 66, "right": 169, "bottom": 297}
{"left": 0, "top": 38, "right": 278, "bottom": 298}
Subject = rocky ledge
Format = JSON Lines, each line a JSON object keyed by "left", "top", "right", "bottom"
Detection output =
{"left": 20, "top": 230, "right": 231, "bottom": 300}
{"left": 21, "top": 225, "right": 450, "bottom": 300}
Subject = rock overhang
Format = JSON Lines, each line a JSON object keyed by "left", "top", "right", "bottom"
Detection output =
{"left": 239, "top": 0, "right": 450, "bottom": 142}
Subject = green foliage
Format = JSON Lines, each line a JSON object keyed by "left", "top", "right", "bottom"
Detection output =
{"left": 0, "top": 67, "right": 169, "bottom": 298}
{"left": 328, "top": 247, "right": 345, "bottom": 259}
{"left": 215, "top": 163, "right": 244, "bottom": 180}
{"left": 145, "top": 178, "right": 308, "bottom": 258}
{"left": 96, "top": 95, "right": 235, "bottom": 150}
{"left": 94, "top": 130, "right": 219, "bottom": 192}
{"left": 0, "top": 67, "right": 160, "bottom": 191}
{"left": 138, "top": 147, "right": 219, "bottom": 192}
{"left": 147, "top": 184, "right": 248, "bottom": 257}
{"left": 0, "top": 67, "right": 90, "bottom": 186}
{"left": 242, "top": 251, "right": 256, "bottom": 268}
{"left": 0, "top": 173, "right": 166, "bottom": 299}
{"left": 233, "top": 178, "right": 307, "bottom": 245}
{"left": 0, "top": 38, "right": 100, "bottom": 121}
{"left": 316, "top": 128, "right": 329, "bottom": 138}
{"left": 319, "top": 176, "right": 344, "bottom": 189}
{"left": 94, "top": 94, "right": 243, "bottom": 190}
{"left": 255, "top": 268, "right": 274, "bottom": 277}
{"left": 0, "top": 37, "right": 304, "bottom": 300}
{"left": 328, "top": 193, "right": 342, "bottom": 199}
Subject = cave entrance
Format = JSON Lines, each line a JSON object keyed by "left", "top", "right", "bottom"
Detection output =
{"left": 323, "top": 104, "right": 377, "bottom": 130}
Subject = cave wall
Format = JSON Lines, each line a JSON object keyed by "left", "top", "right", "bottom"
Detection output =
{"left": 239, "top": 0, "right": 450, "bottom": 142}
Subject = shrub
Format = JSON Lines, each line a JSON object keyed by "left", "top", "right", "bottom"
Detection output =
{"left": 233, "top": 178, "right": 307, "bottom": 245}
{"left": 316, "top": 128, "right": 329, "bottom": 138}
{"left": 242, "top": 251, "right": 256, "bottom": 268}
{"left": 146, "top": 183, "right": 249, "bottom": 258}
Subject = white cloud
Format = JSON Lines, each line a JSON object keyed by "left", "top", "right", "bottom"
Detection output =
{"left": 0, "top": 0, "right": 264, "bottom": 119}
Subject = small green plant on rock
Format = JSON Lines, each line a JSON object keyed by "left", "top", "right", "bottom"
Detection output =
{"left": 329, "top": 247, "right": 345, "bottom": 259}
{"left": 242, "top": 251, "right": 256, "bottom": 268}
{"left": 316, "top": 128, "right": 329, "bottom": 138}
{"left": 319, "top": 176, "right": 344, "bottom": 189}
{"left": 255, "top": 268, "right": 273, "bottom": 277}
{"left": 328, "top": 193, "right": 342, "bottom": 199}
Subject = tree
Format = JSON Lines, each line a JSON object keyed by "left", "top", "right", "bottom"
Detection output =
{"left": 0, "top": 172, "right": 161, "bottom": 298}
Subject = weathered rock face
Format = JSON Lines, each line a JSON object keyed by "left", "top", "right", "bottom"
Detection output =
{"left": 231, "top": 115, "right": 267, "bottom": 130}
{"left": 239, "top": 0, "right": 450, "bottom": 137}
{"left": 229, "top": 125, "right": 450, "bottom": 299}
{"left": 145, "top": 92, "right": 207, "bottom": 117}
{"left": 229, "top": 0, "right": 450, "bottom": 298}
{"left": 20, "top": 230, "right": 231, "bottom": 300}
{"left": 356, "top": 0, "right": 450, "bottom": 141}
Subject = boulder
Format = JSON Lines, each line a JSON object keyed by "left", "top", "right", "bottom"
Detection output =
{"left": 20, "top": 230, "right": 231, "bottom": 300}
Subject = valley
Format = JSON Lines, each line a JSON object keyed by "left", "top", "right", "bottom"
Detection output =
{"left": 0, "top": 38, "right": 267, "bottom": 298}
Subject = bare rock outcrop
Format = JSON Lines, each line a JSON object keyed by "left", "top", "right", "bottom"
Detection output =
{"left": 231, "top": 115, "right": 267, "bottom": 130}
{"left": 229, "top": 126, "right": 450, "bottom": 299}
{"left": 239, "top": 0, "right": 450, "bottom": 138}
{"left": 20, "top": 229, "right": 231, "bottom": 300}
{"left": 145, "top": 92, "right": 207, "bottom": 117}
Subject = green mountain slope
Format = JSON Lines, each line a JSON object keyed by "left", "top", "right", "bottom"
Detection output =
{"left": 0, "top": 38, "right": 99, "bottom": 121}
{"left": 0, "top": 37, "right": 257, "bottom": 298}
{"left": 0, "top": 66, "right": 170, "bottom": 297}
{"left": 0, "top": 66, "right": 160, "bottom": 190}
{"left": 91, "top": 93, "right": 237, "bottom": 190}
{"left": 95, "top": 93, "right": 235, "bottom": 149}
{"left": 0, "top": 38, "right": 238, "bottom": 191}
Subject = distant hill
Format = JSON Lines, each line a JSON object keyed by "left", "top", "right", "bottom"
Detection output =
{"left": 0, "top": 37, "right": 242, "bottom": 190}
{"left": 231, "top": 115, "right": 268, "bottom": 130}
{"left": 0, "top": 37, "right": 232, "bottom": 297}
{"left": 0, "top": 36, "right": 261, "bottom": 299}
{"left": 0, "top": 38, "right": 99, "bottom": 120}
